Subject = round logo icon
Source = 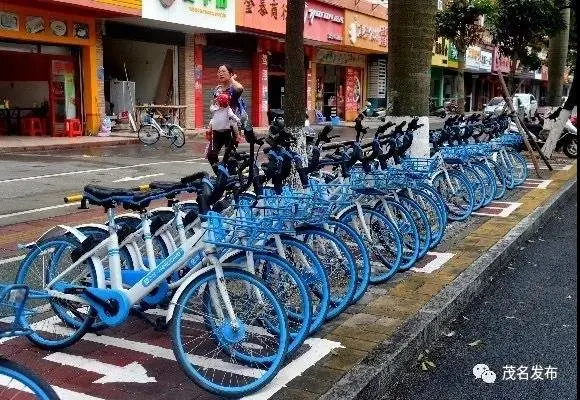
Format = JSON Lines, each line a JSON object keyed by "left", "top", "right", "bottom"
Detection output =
{"left": 159, "top": 0, "right": 175, "bottom": 7}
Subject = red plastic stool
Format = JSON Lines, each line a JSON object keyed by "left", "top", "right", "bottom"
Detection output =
{"left": 21, "top": 117, "right": 44, "bottom": 136}
{"left": 65, "top": 118, "right": 82, "bottom": 137}
{"left": 0, "top": 119, "right": 7, "bottom": 135}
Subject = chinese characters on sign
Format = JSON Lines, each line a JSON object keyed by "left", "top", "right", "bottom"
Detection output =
{"left": 502, "top": 365, "right": 558, "bottom": 381}
{"left": 245, "top": 0, "right": 286, "bottom": 20}
{"left": 344, "top": 11, "right": 388, "bottom": 51}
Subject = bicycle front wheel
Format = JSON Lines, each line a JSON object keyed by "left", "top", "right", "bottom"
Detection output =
{"left": 169, "top": 126, "right": 186, "bottom": 148}
{"left": 138, "top": 124, "right": 160, "bottom": 145}
{"left": 170, "top": 268, "right": 288, "bottom": 398}
{"left": 431, "top": 169, "right": 474, "bottom": 221}
{"left": 0, "top": 358, "right": 59, "bottom": 399}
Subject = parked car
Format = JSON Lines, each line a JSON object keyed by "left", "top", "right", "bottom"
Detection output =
{"left": 483, "top": 96, "right": 525, "bottom": 117}
{"left": 514, "top": 93, "right": 538, "bottom": 117}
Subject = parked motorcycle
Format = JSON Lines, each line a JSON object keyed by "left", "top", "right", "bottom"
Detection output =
{"left": 360, "top": 101, "right": 387, "bottom": 118}
{"left": 524, "top": 108, "right": 577, "bottom": 158}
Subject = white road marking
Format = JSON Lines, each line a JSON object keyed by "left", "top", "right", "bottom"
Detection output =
{"left": 520, "top": 179, "right": 552, "bottom": 189}
{"left": 112, "top": 173, "right": 165, "bottom": 183}
{"left": 44, "top": 353, "right": 157, "bottom": 384}
{"left": 0, "top": 159, "right": 205, "bottom": 184}
{"left": 0, "top": 254, "right": 25, "bottom": 266}
{"left": 10, "top": 316, "right": 265, "bottom": 379}
{"left": 526, "top": 163, "right": 573, "bottom": 171}
{"left": 0, "top": 203, "right": 79, "bottom": 220}
{"left": 0, "top": 376, "right": 106, "bottom": 400}
{"left": 242, "top": 338, "right": 344, "bottom": 400}
{"left": 411, "top": 252, "right": 455, "bottom": 274}
{"left": 473, "top": 201, "right": 522, "bottom": 218}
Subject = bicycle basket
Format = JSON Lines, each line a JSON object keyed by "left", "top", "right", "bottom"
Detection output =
{"left": 261, "top": 187, "right": 332, "bottom": 224}
{"left": 203, "top": 211, "right": 289, "bottom": 246}
{"left": 0, "top": 284, "right": 32, "bottom": 338}
{"left": 439, "top": 147, "right": 470, "bottom": 164}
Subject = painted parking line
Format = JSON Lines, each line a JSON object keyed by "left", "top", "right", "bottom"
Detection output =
{"left": 520, "top": 178, "right": 553, "bottom": 190}
{"left": 527, "top": 163, "right": 573, "bottom": 171}
{"left": 411, "top": 252, "right": 455, "bottom": 274}
{"left": 0, "top": 203, "right": 80, "bottom": 220}
{"left": 472, "top": 201, "right": 522, "bottom": 218}
{"left": 0, "top": 312, "right": 343, "bottom": 400}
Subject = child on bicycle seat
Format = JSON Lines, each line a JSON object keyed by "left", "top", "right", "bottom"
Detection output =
{"left": 208, "top": 92, "right": 240, "bottom": 139}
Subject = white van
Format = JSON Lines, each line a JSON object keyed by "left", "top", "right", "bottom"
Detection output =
{"left": 514, "top": 93, "right": 538, "bottom": 117}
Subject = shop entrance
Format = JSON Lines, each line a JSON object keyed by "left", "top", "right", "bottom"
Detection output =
{"left": 316, "top": 64, "right": 346, "bottom": 122}
{"left": 0, "top": 41, "right": 80, "bottom": 137}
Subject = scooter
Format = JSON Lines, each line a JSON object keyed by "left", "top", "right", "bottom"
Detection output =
{"left": 361, "top": 101, "right": 387, "bottom": 118}
{"left": 524, "top": 109, "right": 577, "bottom": 158}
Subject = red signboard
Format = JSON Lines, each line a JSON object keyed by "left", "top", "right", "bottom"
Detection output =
{"left": 303, "top": 1, "right": 344, "bottom": 43}
{"left": 237, "top": 0, "right": 343, "bottom": 43}
{"left": 492, "top": 47, "right": 511, "bottom": 74}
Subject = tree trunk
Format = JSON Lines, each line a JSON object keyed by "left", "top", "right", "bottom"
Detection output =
{"left": 455, "top": 49, "right": 466, "bottom": 114}
{"left": 387, "top": 0, "right": 436, "bottom": 157}
{"left": 284, "top": 0, "right": 306, "bottom": 184}
{"left": 388, "top": 0, "right": 436, "bottom": 116}
{"left": 547, "top": 7, "right": 571, "bottom": 106}
{"left": 543, "top": 73, "right": 577, "bottom": 158}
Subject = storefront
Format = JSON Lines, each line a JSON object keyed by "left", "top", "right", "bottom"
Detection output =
{"left": 102, "top": 0, "right": 237, "bottom": 130}
{"left": 465, "top": 46, "right": 492, "bottom": 112}
{"left": 0, "top": 4, "right": 100, "bottom": 136}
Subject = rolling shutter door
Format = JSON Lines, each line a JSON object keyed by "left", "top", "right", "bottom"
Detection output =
{"left": 202, "top": 46, "right": 253, "bottom": 126}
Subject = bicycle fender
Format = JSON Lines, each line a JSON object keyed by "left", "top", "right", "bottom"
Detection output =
{"left": 21, "top": 224, "right": 89, "bottom": 249}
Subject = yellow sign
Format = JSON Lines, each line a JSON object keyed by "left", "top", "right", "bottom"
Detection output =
{"left": 431, "top": 37, "right": 449, "bottom": 67}
{"left": 343, "top": 11, "right": 387, "bottom": 52}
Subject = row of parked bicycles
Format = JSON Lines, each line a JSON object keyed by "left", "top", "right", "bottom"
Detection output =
{"left": 0, "top": 110, "right": 529, "bottom": 398}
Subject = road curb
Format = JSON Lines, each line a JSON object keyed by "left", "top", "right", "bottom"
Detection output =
{"left": 320, "top": 176, "right": 577, "bottom": 400}
{"left": 0, "top": 138, "right": 140, "bottom": 153}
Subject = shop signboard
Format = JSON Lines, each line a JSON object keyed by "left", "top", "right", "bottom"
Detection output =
{"left": 492, "top": 47, "right": 511, "bottom": 73}
{"left": 237, "top": 0, "right": 343, "bottom": 43}
{"left": 315, "top": 49, "right": 366, "bottom": 68}
{"left": 466, "top": 46, "right": 492, "bottom": 72}
{"left": 345, "top": 67, "right": 362, "bottom": 121}
{"left": 343, "top": 11, "right": 387, "bottom": 52}
{"left": 304, "top": 2, "right": 344, "bottom": 43}
{"left": 143, "top": 0, "right": 235, "bottom": 32}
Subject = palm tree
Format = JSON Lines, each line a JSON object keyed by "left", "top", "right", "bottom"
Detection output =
{"left": 547, "top": 5, "right": 571, "bottom": 106}
{"left": 388, "top": 0, "right": 438, "bottom": 116}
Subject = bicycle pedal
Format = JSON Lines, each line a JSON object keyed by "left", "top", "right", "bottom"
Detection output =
{"left": 154, "top": 317, "right": 168, "bottom": 331}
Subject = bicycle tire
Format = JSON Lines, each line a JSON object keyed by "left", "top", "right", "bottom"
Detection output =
{"left": 507, "top": 150, "right": 528, "bottom": 186}
{"left": 0, "top": 357, "right": 59, "bottom": 399}
{"left": 431, "top": 169, "right": 474, "bottom": 221}
{"left": 458, "top": 164, "right": 486, "bottom": 211}
{"left": 401, "top": 187, "right": 446, "bottom": 249}
{"left": 372, "top": 197, "right": 421, "bottom": 270}
{"left": 16, "top": 236, "right": 97, "bottom": 350}
{"left": 319, "top": 218, "right": 370, "bottom": 304}
{"left": 296, "top": 226, "right": 357, "bottom": 320}
{"left": 138, "top": 124, "right": 160, "bottom": 145}
{"left": 338, "top": 205, "right": 403, "bottom": 283}
{"left": 170, "top": 268, "right": 288, "bottom": 397}
{"left": 486, "top": 158, "right": 507, "bottom": 200}
{"left": 169, "top": 126, "right": 186, "bottom": 148}
{"left": 469, "top": 161, "right": 496, "bottom": 207}
{"left": 221, "top": 251, "right": 311, "bottom": 356}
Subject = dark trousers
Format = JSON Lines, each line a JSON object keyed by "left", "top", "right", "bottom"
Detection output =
{"left": 207, "top": 129, "right": 236, "bottom": 170}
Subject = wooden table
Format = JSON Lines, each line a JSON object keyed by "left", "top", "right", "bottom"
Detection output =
{"left": 0, "top": 107, "right": 45, "bottom": 135}
{"left": 134, "top": 105, "right": 187, "bottom": 130}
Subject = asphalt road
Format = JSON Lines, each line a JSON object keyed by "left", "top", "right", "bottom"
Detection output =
{"left": 384, "top": 187, "right": 577, "bottom": 400}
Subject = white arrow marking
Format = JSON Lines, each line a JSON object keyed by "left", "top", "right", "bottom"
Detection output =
{"left": 44, "top": 352, "right": 157, "bottom": 384}
{"left": 112, "top": 173, "right": 164, "bottom": 183}
{"left": 242, "top": 338, "right": 344, "bottom": 400}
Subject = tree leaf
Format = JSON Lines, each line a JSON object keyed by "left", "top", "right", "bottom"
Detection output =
{"left": 468, "top": 339, "right": 482, "bottom": 347}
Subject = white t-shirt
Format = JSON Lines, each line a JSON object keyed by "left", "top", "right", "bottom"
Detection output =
{"left": 210, "top": 107, "right": 240, "bottom": 131}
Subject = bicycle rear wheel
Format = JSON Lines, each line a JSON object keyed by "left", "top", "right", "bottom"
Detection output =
{"left": 469, "top": 161, "right": 496, "bottom": 206}
{"left": 170, "top": 268, "right": 288, "bottom": 398}
{"left": 431, "top": 169, "right": 474, "bottom": 221}
{"left": 138, "top": 124, "right": 160, "bottom": 145}
{"left": 0, "top": 358, "right": 59, "bottom": 399}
